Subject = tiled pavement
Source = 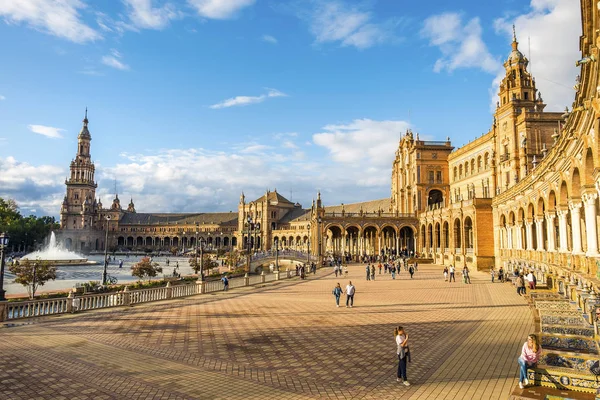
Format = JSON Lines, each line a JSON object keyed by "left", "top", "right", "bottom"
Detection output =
{"left": 0, "top": 264, "right": 535, "bottom": 399}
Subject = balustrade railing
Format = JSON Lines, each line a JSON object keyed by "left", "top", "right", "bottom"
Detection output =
{"left": 2, "top": 270, "right": 295, "bottom": 322}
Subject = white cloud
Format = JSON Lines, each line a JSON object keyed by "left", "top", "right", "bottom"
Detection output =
{"left": 0, "top": 156, "right": 66, "bottom": 216}
{"left": 210, "top": 88, "right": 287, "bottom": 109}
{"left": 102, "top": 49, "right": 130, "bottom": 70}
{"left": 28, "top": 124, "right": 65, "bottom": 139}
{"left": 123, "top": 0, "right": 180, "bottom": 29}
{"left": 0, "top": 0, "right": 101, "bottom": 43}
{"left": 0, "top": 95, "right": 5, "bottom": 100}
{"left": 494, "top": 0, "right": 580, "bottom": 111}
{"left": 305, "top": 1, "right": 397, "bottom": 49}
{"left": 422, "top": 13, "right": 501, "bottom": 74}
{"left": 313, "top": 118, "right": 410, "bottom": 168}
{"left": 262, "top": 34, "right": 277, "bottom": 44}
{"left": 187, "top": 0, "right": 255, "bottom": 19}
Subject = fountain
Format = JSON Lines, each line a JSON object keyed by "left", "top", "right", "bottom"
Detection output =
{"left": 21, "top": 232, "right": 97, "bottom": 266}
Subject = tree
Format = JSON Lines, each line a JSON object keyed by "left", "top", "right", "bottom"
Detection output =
{"left": 225, "top": 250, "right": 243, "bottom": 270}
{"left": 8, "top": 259, "right": 57, "bottom": 299}
{"left": 189, "top": 254, "right": 218, "bottom": 275}
{"left": 131, "top": 257, "right": 163, "bottom": 281}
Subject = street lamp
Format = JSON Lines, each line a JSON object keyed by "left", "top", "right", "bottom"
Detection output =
{"left": 246, "top": 216, "right": 253, "bottom": 272}
{"left": 317, "top": 216, "right": 322, "bottom": 268}
{"left": 307, "top": 223, "right": 311, "bottom": 264}
{"left": 102, "top": 216, "right": 111, "bottom": 285}
{"left": 199, "top": 237, "right": 206, "bottom": 280}
{"left": 275, "top": 238, "right": 280, "bottom": 271}
{"left": 0, "top": 232, "right": 10, "bottom": 301}
{"left": 195, "top": 223, "right": 203, "bottom": 281}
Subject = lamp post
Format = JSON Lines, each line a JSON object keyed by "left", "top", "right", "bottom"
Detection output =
{"left": 102, "top": 216, "right": 111, "bottom": 285}
{"left": 246, "top": 216, "right": 253, "bottom": 272}
{"left": 317, "top": 216, "right": 322, "bottom": 268}
{"left": 195, "top": 223, "right": 202, "bottom": 281}
{"left": 0, "top": 232, "right": 10, "bottom": 301}
{"left": 307, "top": 223, "right": 311, "bottom": 264}
{"left": 32, "top": 261, "right": 38, "bottom": 298}
{"left": 275, "top": 238, "right": 279, "bottom": 271}
{"left": 199, "top": 237, "right": 206, "bottom": 280}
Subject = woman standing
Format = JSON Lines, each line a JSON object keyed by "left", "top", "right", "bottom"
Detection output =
{"left": 518, "top": 334, "right": 542, "bottom": 389}
{"left": 395, "top": 326, "right": 411, "bottom": 386}
{"left": 332, "top": 283, "right": 343, "bottom": 307}
{"left": 443, "top": 266, "right": 448, "bottom": 281}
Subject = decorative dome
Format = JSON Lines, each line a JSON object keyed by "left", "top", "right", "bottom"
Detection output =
{"left": 506, "top": 26, "right": 528, "bottom": 66}
{"left": 78, "top": 108, "right": 91, "bottom": 139}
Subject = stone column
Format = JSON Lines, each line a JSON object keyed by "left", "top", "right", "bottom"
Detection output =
{"left": 557, "top": 209, "right": 569, "bottom": 252}
{"left": 569, "top": 201, "right": 583, "bottom": 254}
{"left": 506, "top": 225, "right": 513, "bottom": 249}
{"left": 342, "top": 233, "right": 346, "bottom": 256}
{"left": 525, "top": 220, "right": 533, "bottom": 250}
{"left": 535, "top": 218, "right": 544, "bottom": 251}
{"left": 583, "top": 192, "right": 599, "bottom": 256}
{"left": 546, "top": 213, "right": 556, "bottom": 251}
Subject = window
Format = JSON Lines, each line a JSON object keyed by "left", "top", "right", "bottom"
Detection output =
{"left": 436, "top": 171, "right": 442, "bottom": 183}
{"left": 428, "top": 171, "right": 434, "bottom": 184}
{"left": 524, "top": 92, "right": 529, "bottom": 100}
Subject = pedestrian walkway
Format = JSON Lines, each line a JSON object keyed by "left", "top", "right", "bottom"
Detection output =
{"left": 0, "top": 263, "right": 535, "bottom": 399}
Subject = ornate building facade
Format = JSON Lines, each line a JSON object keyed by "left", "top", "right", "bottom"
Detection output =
{"left": 58, "top": 0, "right": 600, "bottom": 286}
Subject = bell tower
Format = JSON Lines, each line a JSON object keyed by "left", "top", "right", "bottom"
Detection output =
{"left": 60, "top": 109, "right": 98, "bottom": 230}
{"left": 494, "top": 26, "right": 551, "bottom": 191}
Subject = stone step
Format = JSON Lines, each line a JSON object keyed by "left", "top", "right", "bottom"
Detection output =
{"left": 527, "top": 365, "right": 600, "bottom": 394}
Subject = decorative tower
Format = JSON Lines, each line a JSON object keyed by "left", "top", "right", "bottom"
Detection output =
{"left": 60, "top": 109, "right": 98, "bottom": 230}
{"left": 493, "top": 26, "right": 558, "bottom": 189}
{"left": 127, "top": 198, "right": 136, "bottom": 213}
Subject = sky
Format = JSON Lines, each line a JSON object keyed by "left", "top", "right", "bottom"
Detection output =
{"left": 0, "top": 0, "right": 582, "bottom": 218}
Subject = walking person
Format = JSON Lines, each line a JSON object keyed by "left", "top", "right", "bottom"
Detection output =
{"left": 395, "top": 326, "right": 411, "bottom": 386}
{"left": 516, "top": 273, "right": 526, "bottom": 296}
{"left": 490, "top": 267, "right": 495, "bottom": 283}
{"left": 332, "top": 283, "right": 343, "bottom": 307}
{"left": 371, "top": 265, "right": 376, "bottom": 281}
{"left": 449, "top": 265, "right": 456, "bottom": 282}
{"left": 463, "top": 266, "right": 471, "bottom": 284}
{"left": 334, "top": 264, "right": 339, "bottom": 277}
{"left": 443, "top": 266, "right": 448, "bottom": 281}
{"left": 221, "top": 274, "right": 229, "bottom": 291}
{"left": 498, "top": 266, "right": 504, "bottom": 283}
{"left": 391, "top": 264, "right": 396, "bottom": 279}
{"left": 414, "top": 262, "right": 418, "bottom": 272}
{"left": 378, "top": 263, "right": 382, "bottom": 274}
{"left": 344, "top": 281, "right": 355, "bottom": 308}
{"left": 366, "top": 264, "right": 371, "bottom": 281}
{"left": 526, "top": 271, "right": 536, "bottom": 290}
{"left": 408, "top": 265, "right": 414, "bottom": 279}
{"left": 517, "top": 334, "right": 542, "bottom": 389}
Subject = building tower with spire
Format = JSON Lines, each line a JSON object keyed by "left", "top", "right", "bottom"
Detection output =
{"left": 60, "top": 109, "right": 98, "bottom": 230}
{"left": 493, "top": 26, "right": 562, "bottom": 190}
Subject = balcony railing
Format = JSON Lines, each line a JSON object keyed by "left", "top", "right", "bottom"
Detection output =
{"left": 324, "top": 212, "right": 416, "bottom": 218}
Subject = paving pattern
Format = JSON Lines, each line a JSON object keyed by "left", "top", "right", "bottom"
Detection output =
{"left": 0, "top": 264, "right": 535, "bottom": 399}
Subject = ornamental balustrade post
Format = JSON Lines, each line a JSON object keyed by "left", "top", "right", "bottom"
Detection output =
{"left": 244, "top": 273, "right": 249, "bottom": 286}
{"left": 274, "top": 270, "right": 280, "bottom": 281}
{"left": 260, "top": 271, "right": 265, "bottom": 283}
{"left": 122, "top": 286, "right": 131, "bottom": 306}
{"left": 67, "top": 291, "right": 74, "bottom": 313}
{"left": 196, "top": 280, "right": 205, "bottom": 294}
{"left": 166, "top": 281, "right": 172, "bottom": 299}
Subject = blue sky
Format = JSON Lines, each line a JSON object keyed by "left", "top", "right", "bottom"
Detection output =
{"left": 0, "top": 0, "right": 581, "bottom": 217}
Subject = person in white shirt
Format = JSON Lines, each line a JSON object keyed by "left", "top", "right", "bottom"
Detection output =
{"left": 344, "top": 281, "right": 355, "bottom": 307}
{"left": 526, "top": 271, "right": 536, "bottom": 290}
{"left": 449, "top": 265, "right": 456, "bottom": 282}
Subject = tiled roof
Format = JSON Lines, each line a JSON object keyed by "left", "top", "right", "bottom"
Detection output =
{"left": 119, "top": 212, "right": 238, "bottom": 226}
{"left": 279, "top": 208, "right": 311, "bottom": 223}
{"left": 252, "top": 190, "right": 294, "bottom": 205}
{"left": 324, "top": 198, "right": 391, "bottom": 214}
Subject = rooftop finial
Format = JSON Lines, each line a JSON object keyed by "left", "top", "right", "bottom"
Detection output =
{"left": 84, "top": 107, "right": 88, "bottom": 125}
{"left": 512, "top": 24, "right": 516, "bottom": 42}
